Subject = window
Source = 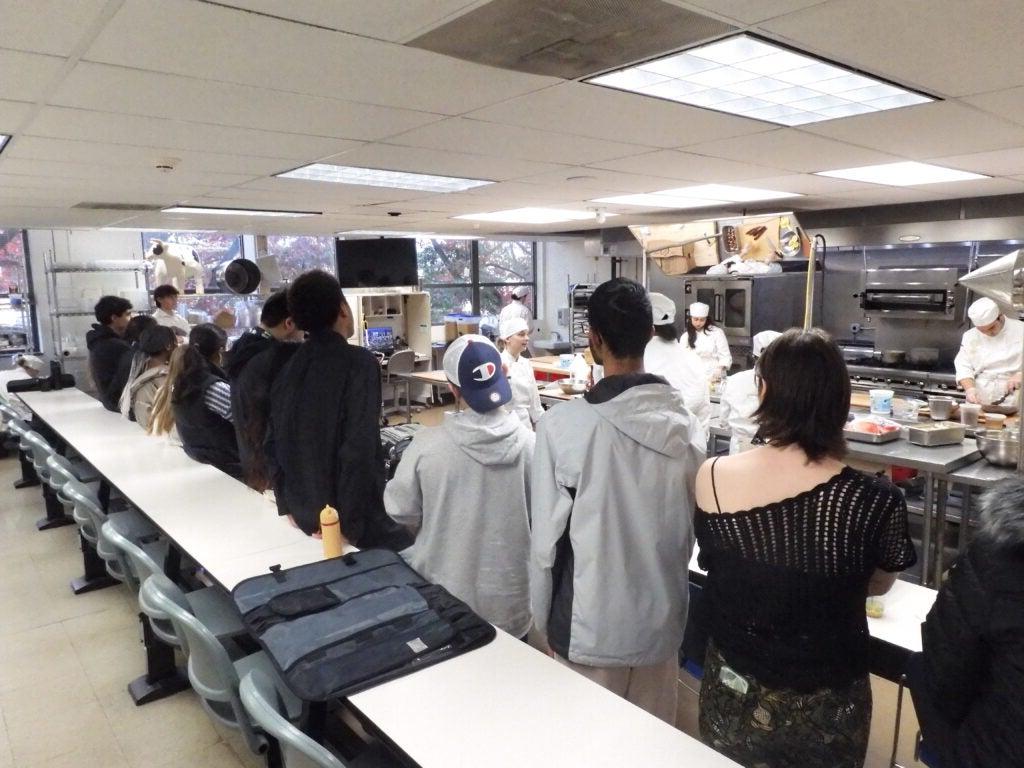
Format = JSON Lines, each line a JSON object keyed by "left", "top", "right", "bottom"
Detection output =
{"left": 265, "top": 235, "right": 336, "bottom": 283}
{"left": 141, "top": 231, "right": 242, "bottom": 294}
{"left": 0, "top": 229, "right": 33, "bottom": 351}
{"left": 417, "top": 238, "right": 535, "bottom": 326}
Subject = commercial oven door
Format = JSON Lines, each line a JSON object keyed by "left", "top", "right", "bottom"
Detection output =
{"left": 722, "top": 284, "right": 751, "bottom": 338}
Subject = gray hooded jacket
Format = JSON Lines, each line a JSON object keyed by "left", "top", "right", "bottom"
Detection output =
{"left": 531, "top": 374, "right": 704, "bottom": 667}
{"left": 384, "top": 408, "right": 534, "bottom": 638}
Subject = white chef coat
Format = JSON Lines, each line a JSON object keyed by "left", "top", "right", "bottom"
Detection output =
{"left": 719, "top": 368, "right": 759, "bottom": 454}
{"left": 644, "top": 336, "right": 711, "bottom": 441}
{"left": 499, "top": 300, "right": 532, "bottom": 329}
{"left": 152, "top": 307, "right": 191, "bottom": 336}
{"left": 954, "top": 316, "right": 1024, "bottom": 386}
{"left": 501, "top": 350, "right": 542, "bottom": 429}
{"left": 691, "top": 325, "right": 732, "bottom": 380}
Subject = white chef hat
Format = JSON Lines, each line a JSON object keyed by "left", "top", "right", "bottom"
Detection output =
{"left": 499, "top": 316, "right": 529, "bottom": 340}
{"left": 752, "top": 330, "right": 782, "bottom": 357}
{"left": 511, "top": 286, "right": 529, "bottom": 300}
{"left": 689, "top": 301, "right": 710, "bottom": 319}
{"left": 968, "top": 297, "right": 1000, "bottom": 327}
{"left": 648, "top": 292, "right": 676, "bottom": 325}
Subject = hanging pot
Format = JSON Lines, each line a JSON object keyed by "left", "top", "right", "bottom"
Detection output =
{"left": 220, "top": 258, "right": 262, "bottom": 294}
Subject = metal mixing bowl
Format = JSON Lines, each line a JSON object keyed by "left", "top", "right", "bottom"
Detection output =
{"left": 975, "top": 429, "right": 1021, "bottom": 467}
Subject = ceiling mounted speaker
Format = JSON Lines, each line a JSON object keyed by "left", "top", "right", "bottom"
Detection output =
{"left": 959, "top": 249, "right": 1024, "bottom": 312}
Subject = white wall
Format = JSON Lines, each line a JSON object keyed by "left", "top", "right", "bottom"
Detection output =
{"left": 535, "top": 238, "right": 608, "bottom": 342}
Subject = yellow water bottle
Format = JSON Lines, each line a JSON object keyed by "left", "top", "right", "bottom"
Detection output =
{"left": 320, "top": 505, "right": 345, "bottom": 559}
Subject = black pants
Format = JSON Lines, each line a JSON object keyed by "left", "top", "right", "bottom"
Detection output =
{"left": 907, "top": 652, "right": 956, "bottom": 767}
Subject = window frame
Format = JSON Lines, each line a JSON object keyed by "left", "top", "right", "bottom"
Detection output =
{"left": 419, "top": 240, "right": 536, "bottom": 322}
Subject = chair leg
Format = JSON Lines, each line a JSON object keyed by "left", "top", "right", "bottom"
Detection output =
{"left": 14, "top": 451, "right": 39, "bottom": 488}
{"left": 70, "top": 533, "right": 119, "bottom": 594}
{"left": 890, "top": 673, "right": 906, "bottom": 768}
{"left": 127, "top": 613, "right": 189, "bottom": 705}
{"left": 36, "top": 484, "right": 74, "bottom": 530}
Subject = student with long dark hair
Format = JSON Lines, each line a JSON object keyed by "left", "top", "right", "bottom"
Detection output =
{"left": 152, "top": 323, "right": 241, "bottom": 477}
{"left": 685, "top": 301, "right": 732, "bottom": 383}
{"left": 119, "top": 325, "right": 177, "bottom": 429}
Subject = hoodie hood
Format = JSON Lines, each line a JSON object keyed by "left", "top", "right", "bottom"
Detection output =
{"left": 86, "top": 323, "right": 120, "bottom": 349}
{"left": 442, "top": 407, "right": 529, "bottom": 467}
{"left": 979, "top": 477, "right": 1024, "bottom": 548}
{"left": 225, "top": 328, "right": 273, "bottom": 379}
{"left": 585, "top": 374, "right": 696, "bottom": 458}
{"left": 129, "top": 364, "right": 167, "bottom": 395}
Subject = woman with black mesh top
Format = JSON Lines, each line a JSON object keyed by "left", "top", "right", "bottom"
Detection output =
{"left": 693, "top": 328, "right": 916, "bottom": 768}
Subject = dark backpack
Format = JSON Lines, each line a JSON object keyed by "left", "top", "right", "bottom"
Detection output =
{"left": 380, "top": 423, "right": 422, "bottom": 480}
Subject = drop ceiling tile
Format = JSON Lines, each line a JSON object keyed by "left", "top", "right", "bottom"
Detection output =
{"left": 760, "top": 0, "right": 1024, "bottom": 96}
{"left": 0, "top": 100, "right": 35, "bottom": 131}
{"left": 964, "top": 87, "right": 1024, "bottom": 128}
{"left": 210, "top": 0, "right": 484, "bottom": 42}
{"left": 589, "top": 150, "right": 785, "bottom": 182}
{"left": 903, "top": 177, "right": 1024, "bottom": 198}
{"left": 826, "top": 187, "right": 956, "bottom": 205}
{"left": 0, "top": 156, "right": 258, "bottom": 187}
{"left": 51, "top": 63, "right": 443, "bottom": 141}
{"left": 927, "top": 148, "right": 1024, "bottom": 178}
{"left": 679, "top": 0, "right": 831, "bottom": 24}
{"left": 802, "top": 101, "right": 1024, "bottom": 159}
{"left": 467, "top": 81, "right": 772, "bottom": 149}
{"left": 0, "top": 206, "right": 135, "bottom": 228}
{"left": 0, "top": 49, "right": 66, "bottom": 103}
{"left": 513, "top": 166, "right": 697, "bottom": 194}
{"left": 736, "top": 173, "right": 875, "bottom": 195}
{"left": 236, "top": 178, "right": 440, "bottom": 206}
{"left": 386, "top": 118, "right": 654, "bottom": 166}
{"left": 83, "top": 0, "right": 557, "bottom": 116}
{"left": 683, "top": 129, "right": 901, "bottom": 173}
{"left": 25, "top": 106, "right": 365, "bottom": 161}
{"left": 0, "top": 0, "right": 109, "bottom": 57}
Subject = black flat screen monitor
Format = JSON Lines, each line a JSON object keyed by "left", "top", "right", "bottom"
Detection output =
{"left": 335, "top": 238, "right": 418, "bottom": 289}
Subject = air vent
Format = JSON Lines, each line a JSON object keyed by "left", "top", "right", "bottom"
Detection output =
{"left": 72, "top": 202, "right": 164, "bottom": 211}
{"left": 408, "top": 0, "right": 736, "bottom": 79}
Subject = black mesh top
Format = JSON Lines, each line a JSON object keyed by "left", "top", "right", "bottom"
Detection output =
{"left": 696, "top": 465, "right": 916, "bottom": 692}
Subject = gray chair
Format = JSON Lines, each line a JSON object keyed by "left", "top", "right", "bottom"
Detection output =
{"left": 382, "top": 349, "right": 415, "bottom": 424}
{"left": 240, "top": 669, "right": 399, "bottom": 768}
{"left": 141, "top": 574, "right": 302, "bottom": 761}
{"left": 20, "top": 428, "right": 75, "bottom": 529}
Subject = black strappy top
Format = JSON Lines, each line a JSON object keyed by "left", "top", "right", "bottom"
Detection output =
{"left": 696, "top": 461, "right": 916, "bottom": 692}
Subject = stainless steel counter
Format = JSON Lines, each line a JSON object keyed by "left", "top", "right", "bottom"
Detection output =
{"left": 845, "top": 438, "right": 980, "bottom": 474}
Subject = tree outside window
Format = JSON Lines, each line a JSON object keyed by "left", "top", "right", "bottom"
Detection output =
{"left": 265, "top": 235, "right": 335, "bottom": 283}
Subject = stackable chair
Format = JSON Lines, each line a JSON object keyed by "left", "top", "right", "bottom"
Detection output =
{"left": 141, "top": 574, "right": 302, "bottom": 766}
{"left": 381, "top": 349, "right": 415, "bottom": 424}
{"left": 19, "top": 427, "right": 75, "bottom": 529}
{"left": 890, "top": 676, "right": 942, "bottom": 768}
{"left": 2, "top": 414, "right": 40, "bottom": 488}
{"left": 241, "top": 670, "right": 400, "bottom": 768}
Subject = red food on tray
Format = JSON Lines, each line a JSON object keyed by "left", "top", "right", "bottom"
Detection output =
{"left": 847, "top": 419, "right": 900, "bottom": 435}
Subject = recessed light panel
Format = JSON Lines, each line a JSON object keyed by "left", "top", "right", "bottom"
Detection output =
{"left": 815, "top": 161, "right": 989, "bottom": 186}
{"left": 586, "top": 33, "right": 933, "bottom": 126}
{"left": 277, "top": 163, "right": 493, "bottom": 193}
{"left": 593, "top": 184, "right": 798, "bottom": 209}
{"left": 454, "top": 208, "right": 614, "bottom": 225}
{"left": 591, "top": 194, "right": 727, "bottom": 209}
{"left": 0, "top": 135, "right": 8, "bottom": 153}
{"left": 162, "top": 206, "right": 319, "bottom": 218}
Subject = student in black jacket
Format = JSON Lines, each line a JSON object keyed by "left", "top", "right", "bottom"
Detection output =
{"left": 268, "top": 270, "right": 410, "bottom": 549}
{"left": 226, "top": 291, "right": 303, "bottom": 491}
{"left": 909, "top": 477, "right": 1024, "bottom": 768}
{"left": 87, "top": 295, "right": 132, "bottom": 410}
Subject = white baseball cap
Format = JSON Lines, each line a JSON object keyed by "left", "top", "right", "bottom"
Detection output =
{"left": 649, "top": 293, "right": 676, "bottom": 325}
{"left": 442, "top": 334, "right": 511, "bottom": 412}
{"left": 752, "top": 330, "right": 782, "bottom": 357}
{"left": 968, "top": 297, "right": 1000, "bottom": 327}
{"left": 499, "top": 316, "right": 529, "bottom": 340}
{"left": 689, "top": 301, "right": 710, "bottom": 319}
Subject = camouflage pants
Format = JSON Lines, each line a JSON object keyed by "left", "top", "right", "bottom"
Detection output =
{"left": 698, "top": 641, "right": 871, "bottom": 768}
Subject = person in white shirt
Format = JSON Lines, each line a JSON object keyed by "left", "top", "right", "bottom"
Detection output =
{"left": 644, "top": 293, "right": 711, "bottom": 442}
{"left": 955, "top": 297, "right": 1024, "bottom": 404}
{"left": 500, "top": 316, "right": 543, "bottom": 429}
{"left": 499, "top": 286, "right": 533, "bottom": 330}
{"left": 686, "top": 301, "right": 732, "bottom": 383}
{"left": 152, "top": 284, "right": 191, "bottom": 337}
{"left": 719, "top": 329, "right": 782, "bottom": 454}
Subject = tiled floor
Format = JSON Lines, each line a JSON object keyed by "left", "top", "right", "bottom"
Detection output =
{"left": 0, "top": 414, "right": 925, "bottom": 767}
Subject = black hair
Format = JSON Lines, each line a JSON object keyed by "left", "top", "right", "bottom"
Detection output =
{"left": 753, "top": 328, "right": 849, "bottom": 462}
{"left": 587, "top": 277, "right": 652, "bottom": 360}
{"left": 654, "top": 321, "right": 678, "bottom": 342}
{"left": 153, "top": 284, "right": 179, "bottom": 303}
{"left": 94, "top": 295, "right": 132, "bottom": 325}
{"left": 260, "top": 290, "right": 290, "bottom": 328}
{"left": 138, "top": 325, "right": 177, "bottom": 357}
{"left": 124, "top": 314, "right": 157, "bottom": 345}
{"left": 172, "top": 323, "right": 227, "bottom": 404}
{"left": 684, "top": 314, "right": 717, "bottom": 350}
{"left": 288, "top": 270, "right": 345, "bottom": 333}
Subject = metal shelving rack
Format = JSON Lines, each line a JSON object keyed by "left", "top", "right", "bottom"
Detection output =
{"left": 568, "top": 281, "right": 596, "bottom": 353}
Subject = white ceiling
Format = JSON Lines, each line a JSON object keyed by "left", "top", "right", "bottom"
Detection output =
{"left": 1, "top": 0, "right": 1024, "bottom": 235}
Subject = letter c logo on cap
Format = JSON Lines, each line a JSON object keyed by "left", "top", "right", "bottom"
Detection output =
{"left": 472, "top": 362, "right": 496, "bottom": 382}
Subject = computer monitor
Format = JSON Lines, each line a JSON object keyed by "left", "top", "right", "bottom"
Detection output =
{"left": 365, "top": 326, "right": 394, "bottom": 352}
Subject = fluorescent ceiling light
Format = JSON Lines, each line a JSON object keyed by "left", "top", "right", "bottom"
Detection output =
{"left": 277, "top": 163, "right": 492, "bottom": 193}
{"left": 815, "top": 161, "right": 989, "bottom": 186}
{"left": 586, "top": 33, "right": 933, "bottom": 126}
{"left": 0, "top": 135, "right": 8, "bottom": 154}
{"left": 593, "top": 193, "right": 728, "bottom": 209}
{"left": 593, "top": 183, "right": 799, "bottom": 209}
{"left": 162, "top": 205, "right": 319, "bottom": 217}
{"left": 101, "top": 227, "right": 216, "bottom": 233}
{"left": 454, "top": 208, "right": 616, "bottom": 225}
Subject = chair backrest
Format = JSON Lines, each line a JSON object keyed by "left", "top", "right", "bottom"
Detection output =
{"left": 240, "top": 670, "right": 344, "bottom": 768}
{"left": 45, "top": 453, "right": 82, "bottom": 505}
{"left": 141, "top": 575, "right": 268, "bottom": 756}
{"left": 386, "top": 349, "right": 416, "bottom": 376}
{"left": 6, "top": 416, "right": 29, "bottom": 439}
{"left": 0, "top": 401, "right": 21, "bottom": 425}
{"left": 101, "top": 515, "right": 166, "bottom": 595}
{"left": 60, "top": 473, "right": 100, "bottom": 542}
{"left": 20, "top": 430, "right": 55, "bottom": 478}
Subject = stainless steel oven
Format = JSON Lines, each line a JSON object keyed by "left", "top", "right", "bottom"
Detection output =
{"left": 859, "top": 268, "right": 962, "bottom": 321}
{"left": 680, "top": 272, "right": 819, "bottom": 341}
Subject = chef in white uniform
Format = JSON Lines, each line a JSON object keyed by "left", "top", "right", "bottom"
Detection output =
{"left": 719, "top": 330, "right": 782, "bottom": 454}
{"left": 686, "top": 301, "right": 732, "bottom": 383}
{"left": 500, "top": 316, "right": 542, "bottom": 429}
{"left": 955, "top": 297, "right": 1024, "bottom": 403}
{"left": 499, "top": 286, "right": 533, "bottom": 330}
{"left": 644, "top": 293, "right": 711, "bottom": 441}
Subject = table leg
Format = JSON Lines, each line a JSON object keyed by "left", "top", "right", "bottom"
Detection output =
{"left": 920, "top": 472, "right": 933, "bottom": 587}
{"left": 958, "top": 484, "right": 972, "bottom": 554}
{"left": 933, "top": 480, "right": 948, "bottom": 586}
{"left": 404, "top": 380, "right": 412, "bottom": 424}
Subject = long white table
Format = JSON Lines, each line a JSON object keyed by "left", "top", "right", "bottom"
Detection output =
{"left": 19, "top": 388, "right": 741, "bottom": 768}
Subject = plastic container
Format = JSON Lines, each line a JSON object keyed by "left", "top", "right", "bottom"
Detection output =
{"left": 960, "top": 402, "right": 982, "bottom": 428}
{"left": 569, "top": 354, "right": 590, "bottom": 387}
{"left": 865, "top": 596, "right": 885, "bottom": 619}
{"left": 892, "top": 398, "right": 924, "bottom": 421}
{"left": 869, "top": 389, "right": 894, "bottom": 416}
